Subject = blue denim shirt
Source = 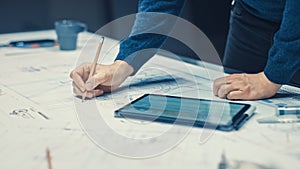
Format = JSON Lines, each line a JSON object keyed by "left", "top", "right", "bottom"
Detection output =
{"left": 115, "top": 0, "right": 300, "bottom": 84}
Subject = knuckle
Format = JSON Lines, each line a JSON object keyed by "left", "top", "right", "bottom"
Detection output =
{"left": 220, "top": 90, "right": 226, "bottom": 97}
{"left": 213, "top": 80, "right": 217, "bottom": 87}
{"left": 70, "top": 71, "right": 75, "bottom": 78}
{"left": 226, "top": 75, "right": 236, "bottom": 83}
{"left": 229, "top": 74, "right": 239, "bottom": 79}
{"left": 74, "top": 67, "right": 81, "bottom": 74}
{"left": 213, "top": 83, "right": 219, "bottom": 93}
{"left": 227, "top": 93, "right": 233, "bottom": 100}
{"left": 218, "top": 87, "right": 226, "bottom": 97}
{"left": 104, "top": 73, "right": 112, "bottom": 81}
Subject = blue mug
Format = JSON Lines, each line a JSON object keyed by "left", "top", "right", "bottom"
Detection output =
{"left": 55, "top": 20, "right": 87, "bottom": 50}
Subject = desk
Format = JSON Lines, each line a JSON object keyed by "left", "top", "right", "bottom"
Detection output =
{"left": 0, "top": 30, "right": 299, "bottom": 169}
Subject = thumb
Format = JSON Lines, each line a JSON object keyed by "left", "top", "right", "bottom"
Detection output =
{"left": 85, "top": 73, "right": 107, "bottom": 91}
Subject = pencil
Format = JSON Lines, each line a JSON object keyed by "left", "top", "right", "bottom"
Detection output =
{"left": 46, "top": 148, "right": 52, "bottom": 169}
{"left": 82, "top": 36, "right": 104, "bottom": 101}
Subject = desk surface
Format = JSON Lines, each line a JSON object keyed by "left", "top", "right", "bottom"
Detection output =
{"left": 0, "top": 30, "right": 300, "bottom": 169}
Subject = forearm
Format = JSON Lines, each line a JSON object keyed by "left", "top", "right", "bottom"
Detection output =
{"left": 264, "top": 0, "right": 300, "bottom": 84}
{"left": 115, "top": 0, "right": 185, "bottom": 74}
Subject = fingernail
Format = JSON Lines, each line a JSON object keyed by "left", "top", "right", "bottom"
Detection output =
{"left": 85, "top": 82, "right": 93, "bottom": 91}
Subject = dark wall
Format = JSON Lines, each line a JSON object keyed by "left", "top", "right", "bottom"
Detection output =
{"left": 0, "top": 0, "right": 114, "bottom": 33}
{"left": 165, "top": 1, "right": 231, "bottom": 61}
{"left": 0, "top": 0, "right": 231, "bottom": 59}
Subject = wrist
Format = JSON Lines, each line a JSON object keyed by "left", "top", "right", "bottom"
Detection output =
{"left": 261, "top": 72, "right": 282, "bottom": 90}
{"left": 114, "top": 60, "right": 134, "bottom": 76}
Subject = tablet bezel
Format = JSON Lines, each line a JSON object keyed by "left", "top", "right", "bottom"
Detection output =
{"left": 114, "top": 94, "right": 255, "bottom": 131}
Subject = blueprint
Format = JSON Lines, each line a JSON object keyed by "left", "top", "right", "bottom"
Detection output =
{"left": 261, "top": 85, "right": 300, "bottom": 107}
{"left": 0, "top": 31, "right": 299, "bottom": 169}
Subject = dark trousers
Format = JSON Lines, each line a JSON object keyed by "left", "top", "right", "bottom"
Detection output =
{"left": 223, "top": 0, "right": 300, "bottom": 87}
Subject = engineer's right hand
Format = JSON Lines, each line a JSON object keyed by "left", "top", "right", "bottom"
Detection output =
{"left": 70, "top": 60, "right": 134, "bottom": 99}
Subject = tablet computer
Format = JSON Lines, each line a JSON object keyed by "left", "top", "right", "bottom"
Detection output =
{"left": 114, "top": 94, "right": 255, "bottom": 131}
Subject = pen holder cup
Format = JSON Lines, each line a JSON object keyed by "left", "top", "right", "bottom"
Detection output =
{"left": 55, "top": 20, "right": 87, "bottom": 50}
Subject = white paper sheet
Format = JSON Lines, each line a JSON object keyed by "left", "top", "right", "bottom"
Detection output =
{"left": 0, "top": 30, "right": 299, "bottom": 169}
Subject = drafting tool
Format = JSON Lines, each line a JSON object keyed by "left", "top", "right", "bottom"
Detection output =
{"left": 82, "top": 37, "right": 104, "bottom": 101}
{"left": 277, "top": 106, "right": 300, "bottom": 116}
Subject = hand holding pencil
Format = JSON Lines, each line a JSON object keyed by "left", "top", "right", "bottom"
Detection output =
{"left": 82, "top": 37, "right": 105, "bottom": 101}
{"left": 70, "top": 37, "right": 134, "bottom": 99}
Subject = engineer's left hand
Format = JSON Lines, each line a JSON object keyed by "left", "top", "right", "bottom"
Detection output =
{"left": 213, "top": 72, "right": 282, "bottom": 100}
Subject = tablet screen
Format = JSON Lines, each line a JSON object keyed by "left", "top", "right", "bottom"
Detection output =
{"left": 116, "top": 94, "right": 250, "bottom": 127}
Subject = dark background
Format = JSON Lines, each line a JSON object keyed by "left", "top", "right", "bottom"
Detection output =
{"left": 0, "top": 0, "right": 231, "bottom": 60}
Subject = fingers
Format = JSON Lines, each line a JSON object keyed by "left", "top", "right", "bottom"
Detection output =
{"left": 70, "top": 63, "right": 91, "bottom": 92}
{"left": 226, "top": 90, "right": 249, "bottom": 100}
{"left": 213, "top": 77, "right": 227, "bottom": 96}
{"left": 85, "top": 89, "right": 104, "bottom": 99}
{"left": 217, "top": 84, "right": 240, "bottom": 98}
{"left": 97, "top": 85, "right": 119, "bottom": 93}
{"left": 71, "top": 72, "right": 86, "bottom": 92}
{"left": 70, "top": 61, "right": 132, "bottom": 98}
{"left": 73, "top": 82, "right": 84, "bottom": 96}
{"left": 72, "top": 70, "right": 104, "bottom": 99}
{"left": 73, "top": 82, "right": 104, "bottom": 98}
{"left": 85, "top": 73, "right": 109, "bottom": 91}
{"left": 71, "top": 63, "right": 115, "bottom": 96}
{"left": 213, "top": 74, "right": 247, "bottom": 100}
{"left": 213, "top": 76, "right": 236, "bottom": 96}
